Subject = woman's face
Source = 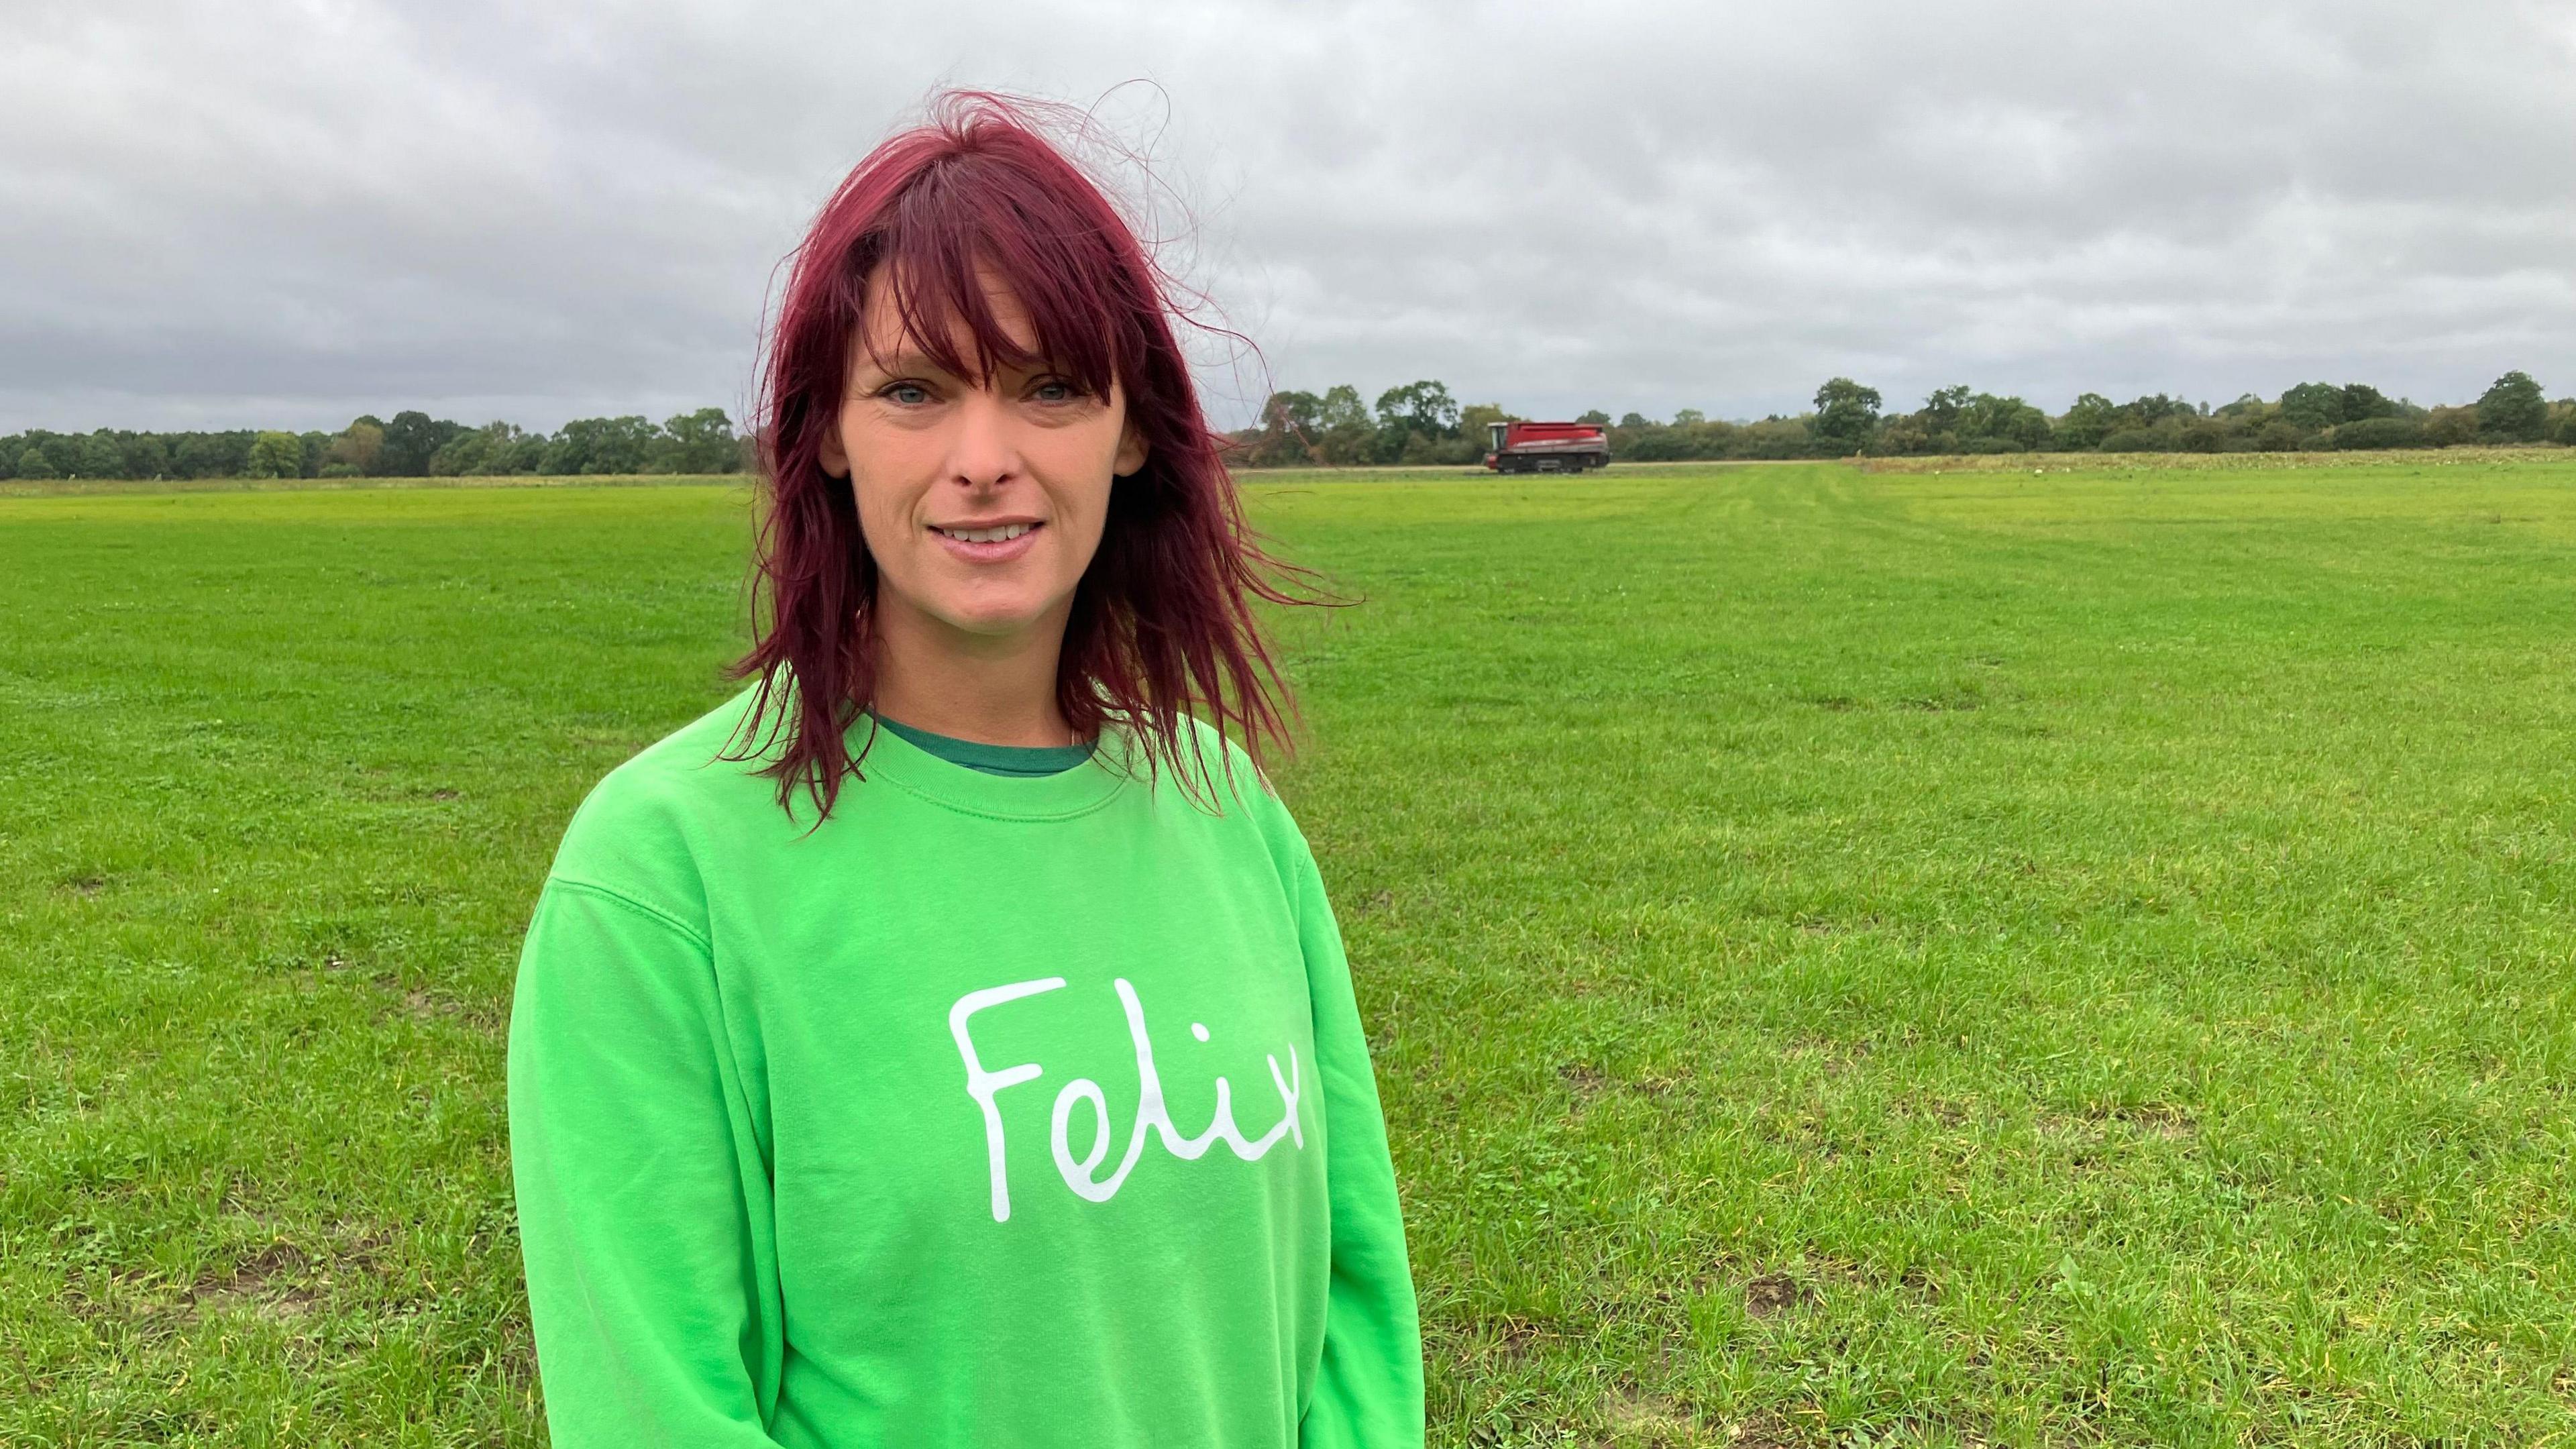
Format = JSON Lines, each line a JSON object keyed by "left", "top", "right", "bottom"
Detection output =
{"left": 821, "top": 269, "right": 1147, "bottom": 645}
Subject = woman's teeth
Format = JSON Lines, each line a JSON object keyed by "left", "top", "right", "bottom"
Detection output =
{"left": 936, "top": 523, "right": 1034, "bottom": 543}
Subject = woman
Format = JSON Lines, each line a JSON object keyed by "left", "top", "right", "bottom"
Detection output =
{"left": 506, "top": 93, "right": 1423, "bottom": 1447}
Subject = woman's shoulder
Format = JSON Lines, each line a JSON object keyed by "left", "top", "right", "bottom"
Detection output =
{"left": 1131, "top": 715, "right": 1281, "bottom": 815}
{"left": 1144, "top": 714, "right": 1320, "bottom": 879}
{"left": 543, "top": 688, "right": 780, "bottom": 926}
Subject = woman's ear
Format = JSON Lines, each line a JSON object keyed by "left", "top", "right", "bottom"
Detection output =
{"left": 818, "top": 415, "right": 851, "bottom": 479}
{"left": 1112, "top": 421, "right": 1149, "bottom": 479}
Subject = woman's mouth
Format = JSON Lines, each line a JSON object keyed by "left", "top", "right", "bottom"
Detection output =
{"left": 932, "top": 523, "right": 1036, "bottom": 543}
{"left": 930, "top": 519, "right": 1043, "bottom": 561}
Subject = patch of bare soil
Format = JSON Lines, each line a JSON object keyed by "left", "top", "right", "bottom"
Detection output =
{"left": 1603, "top": 1388, "right": 1723, "bottom": 1445}
{"left": 1559, "top": 1062, "right": 1612, "bottom": 1095}
{"left": 186, "top": 1242, "right": 319, "bottom": 1322}
{"left": 2083, "top": 1099, "right": 2197, "bottom": 1137}
{"left": 1743, "top": 1273, "right": 1809, "bottom": 1318}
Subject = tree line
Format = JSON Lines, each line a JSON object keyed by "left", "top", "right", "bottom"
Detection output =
{"left": 12, "top": 369, "right": 2569, "bottom": 482}
{"left": 1233, "top": 371, "right": 2575, "bottom": 465}
{"left": 0, "top": 408, "right": 748, "bottom": 482}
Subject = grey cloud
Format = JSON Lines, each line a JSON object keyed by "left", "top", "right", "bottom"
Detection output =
{"left": 3, "top": 0, "right": 2572, "bottom": 433}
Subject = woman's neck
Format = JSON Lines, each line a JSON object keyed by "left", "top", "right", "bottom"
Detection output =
{"left": 869, "top": 594, "right": 1079, "bottom": 747}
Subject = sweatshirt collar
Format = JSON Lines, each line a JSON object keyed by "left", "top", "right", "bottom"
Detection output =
{"left": 849, "top": 716, "right": 1132, "bottom": 821}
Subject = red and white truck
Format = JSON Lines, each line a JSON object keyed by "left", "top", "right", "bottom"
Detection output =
{"left": 1484, "top": 419, "right": 1611, "bottom": 474}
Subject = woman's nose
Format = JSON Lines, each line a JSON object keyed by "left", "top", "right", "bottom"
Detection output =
{"left": 944, "top": 390, "right": 1024, "bottom": 490}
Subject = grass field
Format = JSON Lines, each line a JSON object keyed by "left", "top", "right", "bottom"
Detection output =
{"left": 4, "top": 459, "right": 2574, "bottom": 1446}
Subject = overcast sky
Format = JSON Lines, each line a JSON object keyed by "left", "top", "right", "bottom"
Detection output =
{"left": 5, "top": 0, "right": 2574, "bottom": 433}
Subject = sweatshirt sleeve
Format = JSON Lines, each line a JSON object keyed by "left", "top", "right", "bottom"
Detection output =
{"left": 508, "top": 877, "right": 786, "bottom": 1448}
{"left": 1285, "top": 835, "right": 1428, "bottom": 1448}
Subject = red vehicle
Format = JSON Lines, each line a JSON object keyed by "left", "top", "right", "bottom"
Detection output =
{"left": 1484, "top": 419, "right": 1611, "bottom": 474}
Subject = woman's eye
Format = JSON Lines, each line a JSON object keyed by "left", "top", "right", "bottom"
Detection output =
{"left": 882, "top": 382, "right": 932, "bottom": 406}
{"left": 1031, "top": 379, "right": 1079, "bottom": 404}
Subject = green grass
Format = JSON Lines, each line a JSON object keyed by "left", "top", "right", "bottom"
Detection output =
{"left": 3, "top": 462, "right": 2573, "bottom": 1445}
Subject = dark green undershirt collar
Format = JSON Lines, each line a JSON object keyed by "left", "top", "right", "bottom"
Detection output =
{"left": 871, "top": 716, "right": 1095, "bottom": 777}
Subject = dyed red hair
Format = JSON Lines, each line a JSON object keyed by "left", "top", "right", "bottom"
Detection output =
{"left": 728, "top": 91, "right": 1304, "bottom": 818}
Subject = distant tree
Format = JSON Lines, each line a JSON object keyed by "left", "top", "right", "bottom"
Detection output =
{"left": 1809, "top": 378, "right": 1882, "bottom": 453}
{"left": 1375, "top": 380, "right": 1460, "bottom": 438}
{"left": 1672, "top": 408, "right": 1705, "bottom": 425}
{"left": 118, "top": 433, "right": 170, "bottom": 479}
{"left": 1574, "top": 409, "right": 1609, "bottom": 425}
{"left": 1869, "top": 415, "right": 1933, "bottom": 455}
{"left": 2254, "top": 421, "right": 2304, "bottom": 451}
{"left": 2421, "top": 405, "right": 2480, "bottom": 447}
{"left": 1686, "top": 417, "right": 1742, "bottom": 456}
{"left": 2119, "top": 394, "right": 2197, "bottom": 430}
{"left": 1313, "top": 385, "right": 1375, "bottom": 465}
{"left": 244, "top": 431, "right": 304, "bottom": 478}
{"left": 2277, "top": 382, "right": 2345, "bottom": 431}
{"left": 2333, "top": 417, "right": 2425, "bottom": 449}
{"left": 654, "top": 407, "right": 741, "bottom": 474}
{"left": 429, "top": 421, "right": 548, "bottom": 476}
{"left": 1919, "top": 385, "right": 1972, "bottom": 435}
{"left": 2559, "top": 410, "right": 2576, "bottom": 446}
{"left": 15, "top": 447, "right": 54, "bottom": 480}
{"left": 1265, "top": 390, "right": 1324, "bottom": 431}
{"left": 75, "top": 431, "right": 123, "bottom": 478}
{"left": 1735, "top": 416, "right": 1813, "bottom": 458}
{"left": 1615, "top": 418, "right": 1690, "bottom": 461}
{"left": 1263, "top": 390, "right": 1324, "bottom": 436}
{"left": 2055, "top": 393, "right": 2121, "bottom": 451}
{"left": 502, "top": 428, "right": 549, "bottom": 473}
{"left": 2476, "top": 371, "right": 2547, "bottom": 441}
{"left": 380, "top": 411, "right": 466, "bottom": 476}
{"left": 1396, "top": 431, "right": 1464, "bottom": 466}
{"left": 2098, "top": 429, "right": 2162, "bottom": 453}
{"left": 2337, "top": 384, "right": 2400, "bottom": 421}
{"left": 1315, "top": 385, "right": 1369, "bottom": 431}
{"left": 199, "top": 433, "right": 257, "bottom": 477}
{"left": 1956, "top": 392, "right": 2051, "bottom": 451}
{"left": 429, "top": 423, "right": 491, "bottom": 476}
{"left": 1241, "top": 389, "right": 1326, "bottom": 466}
{"left": 325, "top": 420, "right": 386, "bottom": 476}
{"left": 2178, "top": 419, "right": 2229, "bottom": 452}
{"left": 545, "top": 415, "right": 659, "bottom": 475}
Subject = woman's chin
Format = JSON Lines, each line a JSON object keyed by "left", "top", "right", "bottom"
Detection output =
{"left": 924, "top": 598, "right": 1058, "bottom": 641}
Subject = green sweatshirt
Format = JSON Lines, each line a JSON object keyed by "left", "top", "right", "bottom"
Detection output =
{"left": 507, "top": 692, "right": 1423, "bottom": 1448}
